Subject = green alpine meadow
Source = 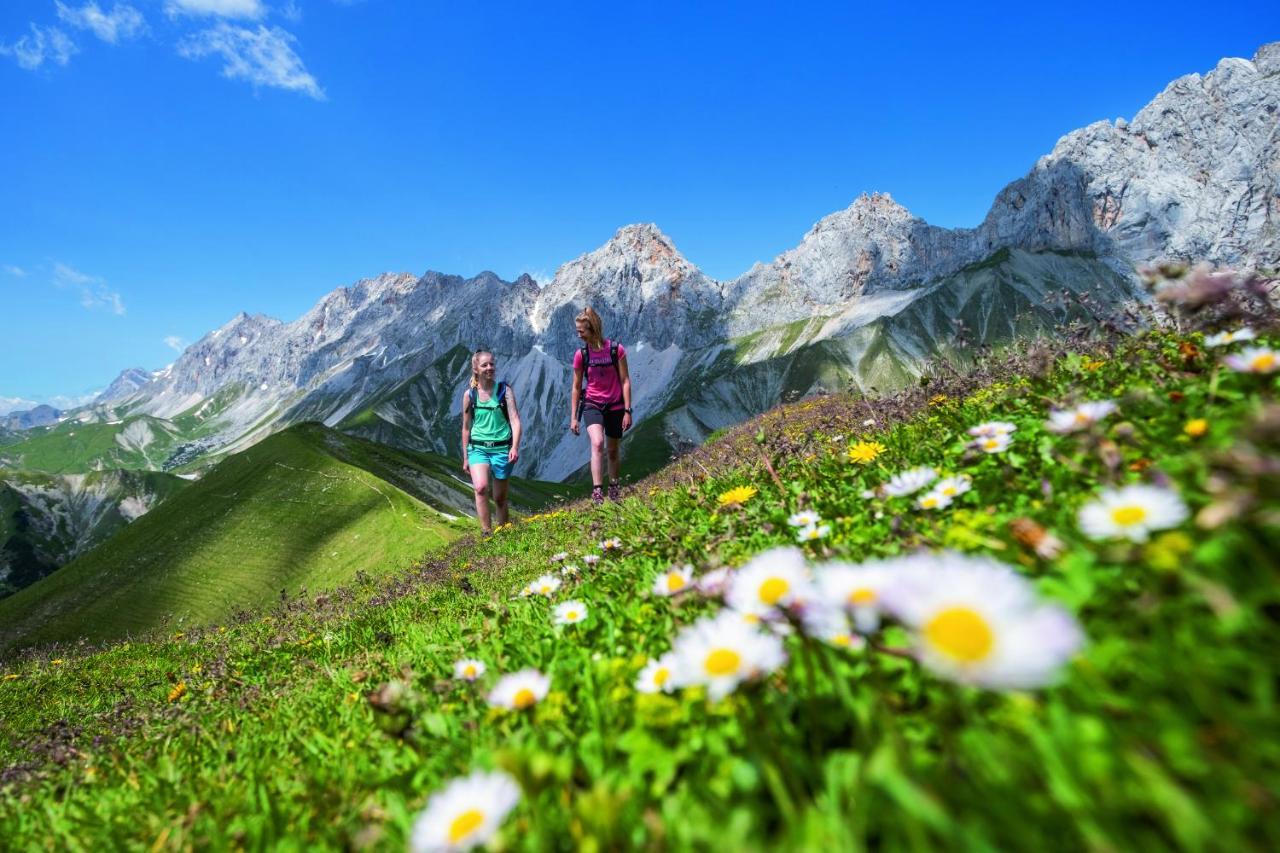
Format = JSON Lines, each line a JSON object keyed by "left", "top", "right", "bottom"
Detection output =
{"left": 3, "top": 314, "right": 1277, "bottom": 849}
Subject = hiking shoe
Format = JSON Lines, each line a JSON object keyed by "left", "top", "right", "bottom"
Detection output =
{"left": 608, "top": 482, "right": 621, "bottom": 502}
{"left": 591, "top": 486, "right": 605, "bottom": 505}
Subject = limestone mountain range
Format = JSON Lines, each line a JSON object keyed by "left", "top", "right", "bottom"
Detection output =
{"left": 7, "top": 42, "right": 1279, "bottom": 485}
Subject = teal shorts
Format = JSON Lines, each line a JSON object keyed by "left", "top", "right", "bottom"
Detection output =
{"left": 467, "top": 445, "right": 512, "bottom": 480}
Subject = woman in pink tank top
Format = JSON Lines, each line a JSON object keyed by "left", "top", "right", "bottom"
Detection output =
{"left": 569, "top": 307, "right": 633, "bottom": 503}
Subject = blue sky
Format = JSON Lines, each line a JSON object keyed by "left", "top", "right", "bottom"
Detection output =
{"left": 0, "top": 0, "right": 1274, "bottom": 407}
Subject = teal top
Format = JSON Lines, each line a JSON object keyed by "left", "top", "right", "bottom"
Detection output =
{"left": 468, "top": 384, "right": 512, "bottom": 443}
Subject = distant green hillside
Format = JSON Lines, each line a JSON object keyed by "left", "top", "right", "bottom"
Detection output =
{"left": 0, "top": 423, "right": 558, "bottom": 655}
{"left": 0, "top": 469, "right": 189, "bottom": 598}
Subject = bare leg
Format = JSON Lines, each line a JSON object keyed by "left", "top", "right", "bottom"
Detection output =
{"left": 607, "top": 437, "right": 621, "bottom": 484}
{"left": 587, "top": 424, "right": 606, "bottom": 486}
{"left": 493, "top": 477, "right": 510, "bottom": 526}
{"left": 469, "top": 463, "right": 493, "bottom": 533}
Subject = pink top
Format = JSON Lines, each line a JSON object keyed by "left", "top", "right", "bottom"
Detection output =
{"left": 573, "top": 340, "right": 627, "bottom": 406}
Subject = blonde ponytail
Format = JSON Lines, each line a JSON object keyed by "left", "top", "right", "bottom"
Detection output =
{"left": 470, "top": 350, "right": 491, "bottom": 390}
{"left": 575, "top": 307, "right": 604, "bottom": 350}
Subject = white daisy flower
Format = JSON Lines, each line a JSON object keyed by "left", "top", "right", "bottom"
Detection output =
{"left": 859, "top": 488, "right": 878, "bottom": 499}
{"left": 1046, "top": 400, "right": 1118, "bottom": 433}
{"left": 804, "top": 607, "right": 868, "bottom": 651}
{"left": 453, "top": 659, "right": 486, "bottom": 682}
{"left": 933, "top": 475, "right": 972, "bottom": 497}
{"left": 883, "top": 466, "right": 938, "bottom": 497}
{"left": 487, "top": 669, "right": 550, "bottom": 710}
{"left": 599, "top": 537, "right": 623, "bottom": 552}
{"left": 967, "top": 421, "right": 1017, "bottom": 438}
{"left": 669, "top": 610, "right": 787, "bottom": 700}
{"left": 652, "top": 564, "right": 694, "bottom": 596}
{"left": 1204, "top": 328, "right": 1255, "bottom": 347}
{"left": 518, "top": 585, "right": 534, "bottom": 598}
{"left": 549, "top": 552, "right": 568, "bottom": 563}
{"left": 787, "top": 510, "right": 822, "bottom": 528}
{"left": 970, "top": 434, "right": 1012, "bottom": 454}
{"left": 795, "top": 523, "right": 831, "bottom": 542}
{"left": 696, "top": 567, "right": 734, "bottom": 597}
{"left": 635, "top": 653, "right": 677, "bottom": 694}
{"left": 916, "top": 491, "right": 953, "bottom": 511}
{"left": 410, "top": 769, "right": 521, "bottom": 853}
{"left": 581, "top": 554, "right": 600, "bottom": 567}
{"left": 1077, "top": 484, "right": 1189, "bottom": 543}
{"left": 559, "top": 564, "right": 580, "bottom": 577}
{"left": 815, "top": 559, "right": 901, "bottom": 633}
{"left": 553, "top": 600, "right": 588, "bottom": 625}
{"left": 726, "top": 547, "right": 816, "bottom": 616}
{"left": 1223, "top": 345, "right": 1279, "bottom": 374}
{"left": 530, "top": 574, "right": 561, "bottom": 597}
{"left": 881, "top": 551, "right": 1084, "bottom": 689}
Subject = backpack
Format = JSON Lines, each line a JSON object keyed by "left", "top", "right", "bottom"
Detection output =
{"left": 464, "top": 381, "right": 509, "bottom": 422}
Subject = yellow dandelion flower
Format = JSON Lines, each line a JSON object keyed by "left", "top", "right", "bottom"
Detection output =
{"left": 847, "top": 441, "right": 886, "bottom": 464}
{"left": 168, "top": 681, "right": 187, "bottom": 702}
{"left": 1183, "top": 418, "right": 1208, "bottom": 438}
{"left": 929, "top": 394, "right": 949, "bottom": 407}
{"left": 717, "top": 485, "right": 758, "bottom": 507}
{"left": 3, "top": 673, "right": 19, "bottom": 681}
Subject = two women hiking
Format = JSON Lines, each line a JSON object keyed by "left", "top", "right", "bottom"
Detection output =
{"left": 460, "top": 307, "right": 632, "bottom": 534}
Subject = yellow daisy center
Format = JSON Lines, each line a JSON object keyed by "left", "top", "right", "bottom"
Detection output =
{"left": 463, "top": 665, "right": 476, "bottom": 678}
{"left": 513, "top": 688, "right": 537, "bottom": 709}
{"left": 666, "top": 572, "right": 686, "bottom": 592}
{"left": 831, "top": 634, "right": 852, "bottom": 647}
{"left": 448, "top": 809, "right": 485, "bottom": 844}
{"left": 566, "top": 610, "right": 579, "bottom": 621}
{"left": 984, "top": 439, "right": 1000, "bottom": 450}
{"left": 924, "top": 607, "right": 995, "bottom": 663}
{"left": 1111, "top": 505, "right": 1147, "bottom": 526}
{"left": 704, "top": 648, "right": 742, "bottom": 677}
{"left": 941, "top": 486, "right": 957, "bottom": 496}
{"left": 1074, "top": 411, "right": 1090, "bottom": 424}
{"left": 849, "top": 588, "right": 876, "bottom": 606}
{"left": 654, "top": 667, "right": 670, "bottom": 687}
{"left": 921, "top": 496, "right": 939, "bottom": 508}
{"left": 759, "top": 577, "right": 790, "bottom": 605}
{"left": 1251, "top": 353, "right": 1276, "bottom": 371}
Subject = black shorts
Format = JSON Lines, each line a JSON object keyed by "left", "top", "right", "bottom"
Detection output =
{"left": 582, "top": 402, "right": 625, "bottom": 439}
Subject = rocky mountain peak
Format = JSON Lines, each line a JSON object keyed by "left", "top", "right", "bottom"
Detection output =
{"left": 96, "top": 368, "right": 151, "bottom": 405}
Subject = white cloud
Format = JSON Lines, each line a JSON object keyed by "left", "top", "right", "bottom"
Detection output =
{"left": 163, "top": 335, "right": 188, "bottom": 351}
{"left": 3, "top": 265, "right": 26, "bottom": 278}
{"left": 55, "top": 2, "right": 147, "bottom": 44}
{"left": 0, "top": 24, "right": 77, "bottom": 70}
{"left": 0, "top": 396, "right": 41, "bottom": 416}
{"left": 52, "top": 262, "right": 126, "bottom": 316}
{"left": 178, "top": 23, "right": 325, "bottom": 100}
{"left": 279, "top": 1, "right": 303, "bottom": 23}
{"left": 165, "top": 0, "right": 267, "bottom": 19}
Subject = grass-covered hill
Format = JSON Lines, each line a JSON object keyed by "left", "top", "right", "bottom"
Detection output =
{"left": 0, "top": 468, "right": 190, "bottom": 598}
{"left": 1, "top": 326, "right": 1277, "bottom": 850}
{"left": 0, "top": 423, "right": 562, "bottom": 656}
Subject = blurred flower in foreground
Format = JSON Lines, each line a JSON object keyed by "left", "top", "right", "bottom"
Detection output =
{"left": 488, "top": 669, "right": 550, "bottom": 710}
{"left": 726, "top": 547, "right": 815, "bottom": 616}
{"left": 1047, "top": 400, "right": 1118, "bottom": 433}
{"left": 847, "top": 441, "right": 887, "bottom": 464}
{"left": 795, "top": 522, "right": 831, "bottom": 542}
{"left": 635, "top": 653, "right": 677, "bottom": 694}
{"left": 453, "top": 659, "right": 486, "bottom": 682}
{"left": 410, "top": 769, "right": 520, "bottom": 853}
{"left": 916, "top": 491, "right": 953, "bottom": 511}
{"left": 883, "top": 552, "right": 1083, "bottom": 689}
{"left": 1078, "top": 484, "right": 1189, "bottom": 542}
{"left": 653, "top": 564, "right": 694, "bottom": 596}
{"left": 787, "top": 510, "right": 822, "bottom": 528}
{"left": 670, "top": 610, "right": 787, "bottom": 700}
{"left": 934, "top": 475, "right": 973, "bottom": 497}
{"left": 1203, "top": 328, "right": 1255, "bottom": 347}
{"left": 553, "top": 600, "right": 588, "bottom": 625}
{"left": 816, "top": 560, "right": 899, "bottom": 633}
{"left": 883, "top": 466, "right": 938, "bottom": 497}
{"left": 1224, "top": 346, "right": 1279, "bottom": 374}
{"left": 696, "top": 567, "right": 734, "bottom": 597}
{"left": 529, "top": 575, "right": 561, "bottom": 597}
{"left": 971, "top": 434, "right": 1013, "bottom": 454}
{"left": 968, "top": 421, "right": 1016, "bottom": 438}
{"left": 718, "top": 485, "right": 759, "bottom": 507}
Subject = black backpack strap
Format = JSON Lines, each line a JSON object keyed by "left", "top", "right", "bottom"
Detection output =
{"left": 496, "top": 381, "right": 509, "bottom": 421}
{"left": 463, "top": 387, "right": 473, "bottom": 415}
{"left": 610, "top": 341, "right": 620, "bottom": 372}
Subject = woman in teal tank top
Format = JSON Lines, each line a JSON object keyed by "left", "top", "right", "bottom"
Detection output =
{"left": 461, "top": 350, "right": 522, "bottom": 535}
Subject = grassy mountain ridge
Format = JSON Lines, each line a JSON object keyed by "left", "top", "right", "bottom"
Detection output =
{"left": 1, "top": 325, "right": 1275, "bottom": 849}
{"left": 0, "top": 423, "right": 557, "bottom": 655}
{"left": 0, "top": 468, "right": 189, "bottom": 598}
